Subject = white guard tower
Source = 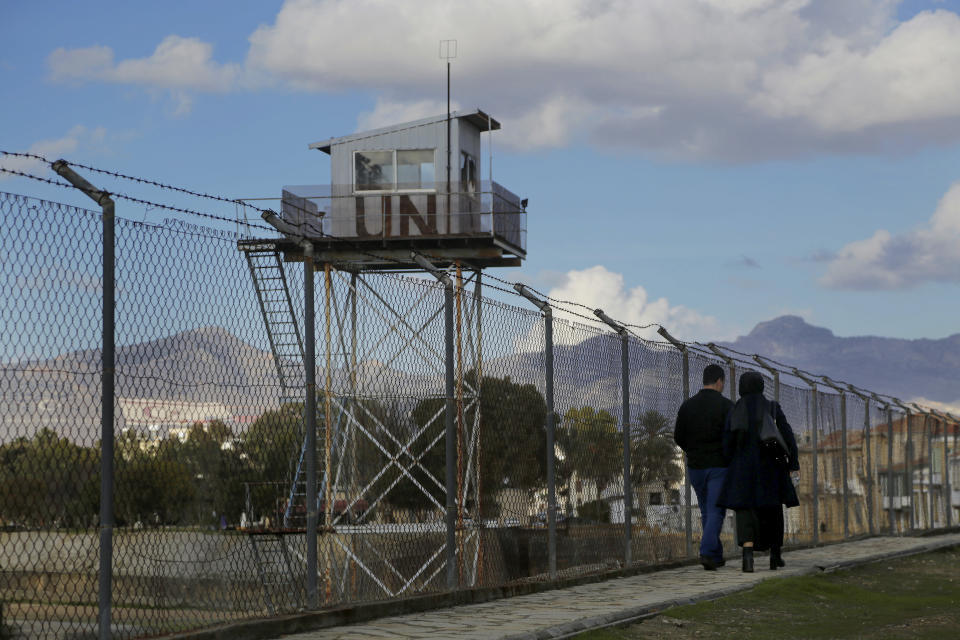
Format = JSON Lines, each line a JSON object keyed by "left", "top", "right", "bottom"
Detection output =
{"left": 280, "top": 109, "right": 525, "bottom": 268}
{"left": 238, "top": 109, "right": 526, "bottom": 610}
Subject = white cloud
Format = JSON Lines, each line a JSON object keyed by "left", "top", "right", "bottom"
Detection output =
{"left": 0, "top": 126, "right": 107, "bottom": 181}
{"left": 751, "top": 10, "right": 960, "bottom": 132}
{"left": 820, "top": 181, "right": 960, "bottom": 289}
{"left": 524, "top": 265, "right": 723, "bottom": 348}
{"left": 45, "top": 1, "right": 960, "bottom": 158}
{"left": 48, "top": 35, "right": 239, "bottom": 114}
{"left": 357, "top": 98, "right": 458, "bottom": 132}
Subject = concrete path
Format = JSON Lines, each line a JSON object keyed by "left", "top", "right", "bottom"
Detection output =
{"left": 276, "top": 533, "right": 960, "bottom": 640}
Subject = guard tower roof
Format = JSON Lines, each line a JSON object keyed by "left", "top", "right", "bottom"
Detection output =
{"left": 308, "top": 109, "right": 501, "bottom": 154}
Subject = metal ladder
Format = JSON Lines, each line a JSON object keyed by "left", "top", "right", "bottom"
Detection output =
{"left": 241, "top": 242, "right": 310, "bottom": 527}
{"left": 242, "top": 243, "right": 305, "bottom": 406}
{"left": 249, "top": 533, "right": 304, "bottom": 614}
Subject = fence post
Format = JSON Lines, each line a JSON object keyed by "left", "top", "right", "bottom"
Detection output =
{"left": 874, "top": 397, "right": 896, "bottom": 534}
{"left": 51, "top": 160, "right": 115, "bottom": 640}
{"left": 914, "top": 405, "right": 936, "bottom": 530}
{"left": 928, "top": 414, "right": 934, "bottom": 528}
{"left": 707, "top": 344, "right": 736, "bottom": 402}
{"left": 658, "top": 327, "right": 691, "bottom": 557}
{"left": 822, "top": 377, "right": 848, "bottom": 539}
{"left": 303, "top": 246, "right": 318, "bottom": 608}
{"left": 848, "top": 386, "right": 874, "bottom": 536}
{"left": 894, "top": 402, "right": 914, "bottom": 531}
{"left": 413, "top": 253, "right": 458, "bottom": 590}
{"left": 753, "top": 356, "right": 780, "bottom": 403}
{"left": 514, "top": 285, "right": 557, "bottom": 580}
{"left": 936, "top": 411, "right": 953, "bottom": 528}
{"left": 594, "top": 309, "right": 631, "bottom": 567}
{"left": 794, "top": 370, "right": 819, "bottom": 544}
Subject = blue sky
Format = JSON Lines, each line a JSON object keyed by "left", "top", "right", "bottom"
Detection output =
{"left": 3, "top": 0, "right": 960, "bottom": 343}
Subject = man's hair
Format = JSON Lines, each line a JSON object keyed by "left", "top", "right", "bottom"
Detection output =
{"left": 703, "top": 364, "right": 725, "bottom": 386}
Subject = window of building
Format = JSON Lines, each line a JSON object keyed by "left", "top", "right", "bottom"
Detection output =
{"left": 354, "top": 151, "right": 394, "bottom": 192}
{"left": 355, "top": 149, "right": 436, "bottom": 192}
{"left": 397, "top": 149, "right": 435, "bottom": 190}
{"left": 648, "top": 492, "right": 663, "bottom": 506}
{"left": 669, "top": 489, "right": 681, "bottom": 504}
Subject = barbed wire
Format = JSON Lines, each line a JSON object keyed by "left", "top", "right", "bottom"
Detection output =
{"left": 0, "top": 153, "right": 943, "bottom": 412}
{"left": 0, "top": 166, "right": 275, "bottom": 231}
{"left": 1, "top": 150, "right": 266, "bottom": 216}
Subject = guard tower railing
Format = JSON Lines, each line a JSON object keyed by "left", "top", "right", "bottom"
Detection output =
{"left": 276, "top": 180, "right": 526, "bottom": 255}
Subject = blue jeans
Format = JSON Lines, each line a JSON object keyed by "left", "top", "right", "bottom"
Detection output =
{"left": 689, "top": 467, "right": 727, "bottom": 561}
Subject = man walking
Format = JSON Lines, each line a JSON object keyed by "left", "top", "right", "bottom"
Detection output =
{"left": 674, "top": 364, "right": 733, "bottom": 570}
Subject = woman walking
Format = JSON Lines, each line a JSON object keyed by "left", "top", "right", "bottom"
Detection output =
{"left": 717, "top": 371, "right": 800, "bottom": 572}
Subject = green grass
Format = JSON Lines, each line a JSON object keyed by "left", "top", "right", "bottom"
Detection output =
{"left": 575, "top": 547, "right": 960, "bottom": 639}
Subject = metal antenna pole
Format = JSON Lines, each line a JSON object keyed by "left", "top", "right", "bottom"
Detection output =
{"left": 658, "top": 327, "right": 692, "bottom": 558}
{"left": 440, "top": 40, "right": 457, "bottom": 233}
{"left": 52, "top": 160, "right": 115, "bottom": 640}
{"left": 515, "top": 284, "right": 557, "bottom": 579}
{"left": 594, "top": 309, "right": 632, "bottom": 566}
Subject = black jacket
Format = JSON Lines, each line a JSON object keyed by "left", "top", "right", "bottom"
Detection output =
{"left": 716, "top": 393, "right": 800, "bottom": 510}
{"left": 673, "top": 388, "right": 734, "bottom": 469}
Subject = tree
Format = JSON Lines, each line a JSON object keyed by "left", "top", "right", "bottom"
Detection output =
{"left": 556, "top": 406, "right": 621, "bottom": 494}
{"left": 240, "top": 401, "right": 306, "bottom": 521}
{"left": 406, "top": 373, "right": 548, "bottom": 518}
{"left": 0, "top": 429, "right": 99, "bottom": 528}
{"left": 181, "top": 420, "right": 244, "bottom": 525}
{"left": 631, "top": 409, "right": 683, "bottom": 486}
{"left": 116, "top": 436, "right": 196, "bottom": 526}
{"left": 631, "top": 409, "right": 684, "bottom": 520}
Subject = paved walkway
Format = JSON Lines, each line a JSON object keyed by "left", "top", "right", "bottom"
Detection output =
{"left": 276, "top": 533, "right": 960, "bottom": 640}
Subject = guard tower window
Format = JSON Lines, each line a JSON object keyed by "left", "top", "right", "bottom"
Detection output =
{"left": 355, "top": 151, "right": 394, "bottom": 192}
{"left": 397, "top": 149, "right": 436, "bottom": 190}
{"left": 355, "top": 149, "right": 436, "bottom": 193}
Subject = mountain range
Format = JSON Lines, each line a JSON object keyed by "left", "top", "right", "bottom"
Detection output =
{"left": 719, "top": 315, "right": 960, "bottom": 406}
{"left": 3, "top": 315, "right": 957, "bottom": 444}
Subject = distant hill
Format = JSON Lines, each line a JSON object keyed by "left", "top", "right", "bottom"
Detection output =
{"left": 719, "top": 315, "right": 960, "bottom": 404}
{"left": 4, "top": 317, "right": 955, "bottom": 445}
{"left": 1, "top": 326, "right": 437, "bottom": 444}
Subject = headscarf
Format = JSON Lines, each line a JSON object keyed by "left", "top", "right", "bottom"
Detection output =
{"left": 729, "top": 370, "right": 766, "bottom": 433}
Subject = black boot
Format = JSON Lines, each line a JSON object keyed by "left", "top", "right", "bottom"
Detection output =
{"left": 742, "top": 548, "right": 754, "bottom": 573}
{"left": 770, "top": 547, "right": 785, "bottom": 570}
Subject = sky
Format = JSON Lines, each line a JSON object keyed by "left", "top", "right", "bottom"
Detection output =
{"left": 3, "top": 0, "right": 960, "bottom": 344}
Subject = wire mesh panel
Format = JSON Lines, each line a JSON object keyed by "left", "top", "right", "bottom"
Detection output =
{"left": 548, "top": 317, "right": 627, "bottom": 577}
{"left": 845, "top": 393, "right": 871, "bottom": 537}
{"left": 3, "top": 186, "right": 955, "bottom": 640}
{"left": 629, "top": 340, "right": 699, "bottom": 564}
{"left": 816, "top": 390, "right": 844, "bottom": 541}
{"left": 628, "top": 339, "right": 688, "bottom": 566}
{"left": 1, "top": 194, "right": 104, "bottom": 638}
{"left": 778, "top": 381, "right": 814, "bottom": 545}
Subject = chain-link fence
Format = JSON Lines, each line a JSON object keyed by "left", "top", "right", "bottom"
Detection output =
{"left": 2, "top": 190, "right": 958, "bottom": 639}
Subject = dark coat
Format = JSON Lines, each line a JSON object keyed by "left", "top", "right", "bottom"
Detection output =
{"left": 673, "top": 388, "right": 734, "bottom": 469}
{"left": 716, "top": 392, "right": 800, "bottom": 510}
